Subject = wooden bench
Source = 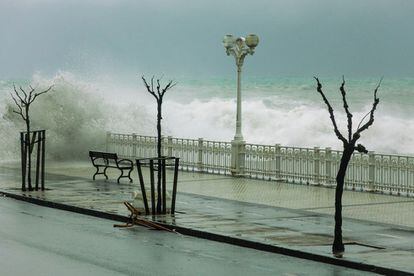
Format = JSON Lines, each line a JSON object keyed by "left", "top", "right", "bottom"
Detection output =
{"left": 89, "top": 151, "right": 133, "bottom": 183}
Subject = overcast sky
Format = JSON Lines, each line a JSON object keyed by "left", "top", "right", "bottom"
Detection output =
{"left": 1, "top": 0, "right": 413, "bottom": 79}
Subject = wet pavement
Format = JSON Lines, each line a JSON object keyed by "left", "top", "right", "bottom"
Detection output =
{"left": 0, "top": 197, "right": 378, "bottom": 276}
{"left": 0, "top": 161, "right": 413, "bottom": 275}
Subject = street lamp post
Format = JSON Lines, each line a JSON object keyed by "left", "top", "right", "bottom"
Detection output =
{"left": 223, "top": 34, "right": 259, "bottom": 175}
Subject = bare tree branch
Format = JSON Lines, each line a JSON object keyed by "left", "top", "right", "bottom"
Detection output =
{"left": 141, "top": 75, "right": 150, "bottom": 89}
{"left": 10, "top": 95, "right": 22, "bottom": 108}
{"left": 29, "top": 85, "right": 53, "bottom": 104}
{"left": 314, "top": 77, "right": 348, "bottom": 145}
{"left": 354, "top": 78, "right": 382, "bottom": 136}
{"left": 142, "top": 76, "right": 159, "bottom": 100}
{"left": 12, "top": 110, "right": 25, "bottom": 120}
{"left": 142, "top": 76, "right": 176, "bottom": 100}
{"left": 13, "top": 85, "right": 25, "bottom": 103}
{"left": 151, "top": 76, "right": 154, "bottom": 93}
{"left": 11, "top": 84, "right": 53, "bottom": 125}
{"left": 156, "top": 79, "right": 161, "bottom": 97}
{"left": 10, "top": 94, "right": 26, "bottom": 121}
{"left": 161, "top": 80, "right": 177, "bottom": 97}
{"left": 28, "top": 86, "right": 35, "bottom": 103}
{"left": 340, "top": 76, "right": 353, "bottom": 141}
{"left": 19, "top": 86, "right": 28, "bottom": 101}
{"left": 355, "top": 111, "right": 370, "bottom": 133}
{"left": 354, "top": 144, "right": 368, "bottom": 154}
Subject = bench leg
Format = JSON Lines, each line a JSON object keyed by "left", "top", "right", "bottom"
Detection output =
{"left": 127, "top": 168, "right": 133, "bottom": 183}
{"left": 117, "top": 168, "right": 133, "bottom": 183}
{"left": 93, "top": 166, "right": 109, "bottom": 181}
{"left": 103, "top": 167, "right": 109, "bottom": 180}
{"left": 93, "top": 166, "right": 99, "bottom": 180}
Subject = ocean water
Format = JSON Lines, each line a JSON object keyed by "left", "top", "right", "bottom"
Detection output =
{"left": 1, "top": 71, "right": 413, "bottom": 160}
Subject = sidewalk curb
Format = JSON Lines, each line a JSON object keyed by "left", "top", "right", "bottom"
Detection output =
{"left": 1, "top": 190, "right": 412, "bottom": 276}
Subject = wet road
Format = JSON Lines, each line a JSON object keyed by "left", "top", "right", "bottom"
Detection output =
{"left": 0, "top": 197, "right": 376, "bottom": 276}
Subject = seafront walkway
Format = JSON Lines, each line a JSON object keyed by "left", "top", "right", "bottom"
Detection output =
{"left": 0, "top": 161, "right": 413, "bottom": 275}
{"left": 2, "top": 199, "right": 376, "bottom": 276}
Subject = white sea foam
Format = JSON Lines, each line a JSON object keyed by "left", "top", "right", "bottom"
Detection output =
{"left": 163, "top": 98, "right": 414, "bottom": 154}
{"left": 0, "top": 71, "right": 152, "bottom": 160}
{"left": 1, "top": 72, "right": 413, "bottom": 161}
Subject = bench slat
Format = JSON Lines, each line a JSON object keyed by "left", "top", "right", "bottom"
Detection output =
{"left": 89, "top": 151, "right": 118, "bottom": 160}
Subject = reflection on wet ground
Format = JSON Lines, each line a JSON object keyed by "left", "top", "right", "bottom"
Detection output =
{"left": 1, "top": 198, "right": 379, "bottom": 276}
{"left": 0, "top": 161, "right": 413, "bottom": 274}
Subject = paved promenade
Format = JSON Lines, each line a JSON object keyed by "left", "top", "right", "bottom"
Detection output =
{"left": 3, "top": 198, "right": 375, "bottom": 276}
{"left": 0, "top": 161, "right": 413, "bottom": 275}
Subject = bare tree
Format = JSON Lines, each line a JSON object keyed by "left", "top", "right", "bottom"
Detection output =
{"left": 11, "top": 84, "right": 53, "bottom": 190}
{"left": 314, "top": 76, "right": 381, "bottom": 256}
{"left": 142, "top": 76, "right": 176, "bottom": 212}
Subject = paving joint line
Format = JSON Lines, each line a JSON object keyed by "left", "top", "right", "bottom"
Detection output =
{"left": 304, "top": 199, "right": 414, "bottom": 210}
{"left": 0, "top": 189, "right": 412, "bottom": 276}
{"left": 179, "top": 191, "right": 414, "bottom": 231}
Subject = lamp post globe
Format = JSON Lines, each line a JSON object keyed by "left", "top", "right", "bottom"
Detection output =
{"left": 246, "top": 34, "right": 259, "bottom": 49}
{"left": 223, "top": 34, "right": 235, "bottom": 50}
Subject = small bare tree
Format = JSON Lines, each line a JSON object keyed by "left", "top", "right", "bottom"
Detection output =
{"left": 142, "top": 76, "right": 176, "bottom": 212}
{"left": 314, "top": 76, "right": 381, "bottom": 256}
{"left": 141, "top": 76, "right": 176, "bottom": 158}
{"left": 11, "top": 84, "right": 53, "bottom": 190}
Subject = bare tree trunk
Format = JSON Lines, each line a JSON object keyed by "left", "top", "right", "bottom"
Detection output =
{"left": 157, "top": 102, "right": 162, "bottom": 158}
{"left": 333, "top": 146, "right": 354, "bottom": 254}
{"left": 141, "top": 76, "right": 176, "bottom": 213}
{"left": 156, "top": 102, "right": 162, "bottom": 212}
{"left": 25, "top": 106, "right": 32, "bottom": 191}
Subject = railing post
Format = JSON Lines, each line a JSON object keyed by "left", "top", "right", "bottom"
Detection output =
{"left": 275, "top": 144, "right": 281, "bottom": 180}
{"left": 106, "top": 131, "right": 111, "bottom": 152}
{"left": 231, "top": 140, "right": 245, "bottom": 176}
{"left": 41, "top": 130, "right": 45, "bottom": 191}
{"left": 325, "top": 147, "right": 332, "bottom": 186}
{"left": 313, "top": 147, "right": 320, "bottom": 185}
{"left": 132, "top": 133, "right": 137, "bottom": 158}
{"left": 197, "top": 138, "right": 204, "bottom": 172}
{"left": 167, "top": 136, "right": 173, "bottom": 157}
{"left": 409, "top": 158, "right": 414, "bottom": 196}
{"left": 368, "top": 151, "right": 376, "bottom": 192}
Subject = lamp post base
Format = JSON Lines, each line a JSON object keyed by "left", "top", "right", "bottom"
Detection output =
{"left": 231, "top": 139, "right": 246, "bottom": 176}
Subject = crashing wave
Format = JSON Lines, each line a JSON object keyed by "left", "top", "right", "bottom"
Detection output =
{"left": 1, "top": 72, "right": 413, "bottom": 160}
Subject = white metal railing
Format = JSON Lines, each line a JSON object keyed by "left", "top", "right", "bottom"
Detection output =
{"left": 107, "top": 132, "right": 414, "bottom": 197}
